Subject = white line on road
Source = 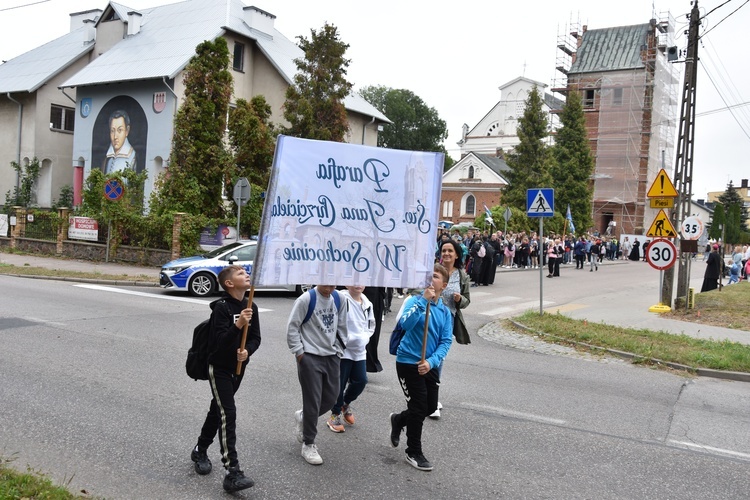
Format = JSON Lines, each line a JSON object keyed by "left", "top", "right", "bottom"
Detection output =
{"left": 461, "top": 402, "right": 566, "bottom": 426}
{"left": 668, "top": 440, "right": 750, "bottom": 461}
{"left": 480, "top": 300, "right": 555, "bottom": 316}
{"left": 73, "top": 284, "right": 273, "bottom": 312}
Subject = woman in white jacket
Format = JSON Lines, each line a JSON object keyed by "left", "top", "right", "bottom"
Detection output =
{"left": 326, "top": 286, "right": 376, "bottom": 432}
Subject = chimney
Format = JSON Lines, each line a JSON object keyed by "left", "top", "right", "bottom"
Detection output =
{"left": 243, "top": 6, "right": 275, "bottom": 35}
{"left": 742, "top": 179, "right": 748, "bottom": 189}
{"left": 69, "top": 9, "right": 101, "bottom": 32}
{"left": 127, "top": 11, "right": 143, "bottom": 36}
{"left": 82, "top": 18, "right": 96, "bottom": 44}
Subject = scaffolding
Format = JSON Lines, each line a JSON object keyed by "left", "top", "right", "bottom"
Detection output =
{"left": 553, "top": 12, "right": 680, "bottom": 235}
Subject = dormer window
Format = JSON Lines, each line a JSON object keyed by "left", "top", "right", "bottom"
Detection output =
{"left": 468, "top": 165, "right": 474, "bottom": 179}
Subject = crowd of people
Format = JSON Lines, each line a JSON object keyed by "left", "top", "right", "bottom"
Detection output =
{"left": 434, "top": 229, "right": 656, "bottom": 286}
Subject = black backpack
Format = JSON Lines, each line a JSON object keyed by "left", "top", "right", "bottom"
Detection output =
{"left": 186, "top": 319, "right": 211, "bottom": 381}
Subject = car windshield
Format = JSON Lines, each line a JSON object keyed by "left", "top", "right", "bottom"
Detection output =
{"left": 203, "top": 241, "right": 244, "bottom": 258}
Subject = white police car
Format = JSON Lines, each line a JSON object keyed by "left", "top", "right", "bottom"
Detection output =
{"left": 160, "top": 240, "right": 305, "bottom": 297}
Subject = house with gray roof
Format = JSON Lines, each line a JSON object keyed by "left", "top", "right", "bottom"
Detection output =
{"left": 0, "top": 0, "right": 389, "bottom": 209}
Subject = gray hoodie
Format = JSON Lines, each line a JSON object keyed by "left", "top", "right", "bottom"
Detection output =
{"left": 286, "top": 288, "right": 348, "bottom": 358}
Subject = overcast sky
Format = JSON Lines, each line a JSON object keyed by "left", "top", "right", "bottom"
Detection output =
{"left": 2, "top": 0, "right": 748, "bottom": 199}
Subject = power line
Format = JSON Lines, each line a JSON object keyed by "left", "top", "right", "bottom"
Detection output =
{"left": 699, "top": 59, "right": 750, "bottom": 140}
{"left": 696, "top": 101, "right": 750, "bottom": 117}
{"left": 701, "top": 0, "right": 750, "bottom": 38}
{"left": 0, "top": 0, "right": 50, "bottom": 12}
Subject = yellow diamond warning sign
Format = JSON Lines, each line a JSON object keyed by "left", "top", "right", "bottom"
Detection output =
{"left": 646, "top": 209, "right": 677, "bottom": 238}
{"left": 647, "top": 169, "right": 678, "bottom": 198}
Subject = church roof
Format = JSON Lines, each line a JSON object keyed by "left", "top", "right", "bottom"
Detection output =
{"left": 569, "top": 23, "right": 650, "bottom": 74}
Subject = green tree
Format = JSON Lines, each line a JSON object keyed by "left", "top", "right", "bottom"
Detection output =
{"left": 227, "top": 95, "right": 277, "bottom": 237}
{"left": 551, "top": 90, "right": 594, "bottom": 233}
{"left": 5, "top": 157, "right": 41, "bottom": 207}
{"left": 718, "top": 180, "right": 748, "bottom": 229}
{"left": 708, "top": 203, "right": 725, "bottom": 241}
{"left": 151, "top": 38, "right": 233, "bottom": 217}
{"left": 283, "top": 23, "right": 352, "bottom": 142}
{"left": 228, "top": 96, "right": 276, "bottom": 188}
{"left": 359, "top": 85, "right": 449, "bottom": 153}
{"left": 726, "top": 202, "right": 741, "bottom": 244}
{"left": 501, "top": 86, "right": 554, "bottom": 209}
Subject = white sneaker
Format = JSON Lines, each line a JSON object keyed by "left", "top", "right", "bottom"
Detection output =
{"left": 428, "top": 402, "right": 443, "bottom": 419}
{"left": 294, "top": 409, "right": 303, "bottom": 443}
{"left": 397, "top": 294, "right": 404, "bottom": 299}
{"left": 301, "top": 443, "right": 323, "bottom": 465}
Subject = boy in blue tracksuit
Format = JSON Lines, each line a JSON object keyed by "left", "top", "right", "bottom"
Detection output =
{"left": 389, "top": 264, "right": 453, "bottom": 471}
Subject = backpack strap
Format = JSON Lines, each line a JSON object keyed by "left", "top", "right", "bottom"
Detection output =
{"left": 302, "top": 289, "right": 317, "bottom": 324}
{"left": 302, "top": 289, "right": 341, "bottom": 324}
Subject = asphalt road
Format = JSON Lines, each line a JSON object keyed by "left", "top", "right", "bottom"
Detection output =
{"left": 1, "top": 262, "right": 749, "bottom": 499}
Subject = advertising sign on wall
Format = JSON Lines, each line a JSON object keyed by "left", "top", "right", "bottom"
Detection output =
{"left": 68, "top": 217, "right": 99, "bottom": 241}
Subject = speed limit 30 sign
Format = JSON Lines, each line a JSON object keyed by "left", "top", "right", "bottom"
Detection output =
{"left": 646, "top": 238, "right": 677, "bottom": 271}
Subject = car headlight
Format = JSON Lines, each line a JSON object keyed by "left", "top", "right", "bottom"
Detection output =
{"left": 163, "top": 265, "right": 191, "bottom": 273}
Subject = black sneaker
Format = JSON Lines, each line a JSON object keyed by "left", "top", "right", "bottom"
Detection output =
{"left": 191, "top": 446, "right": 212, "bottom": 475}
{"left": 389, "top": 413, "right": 402, "bottom": 448}
{"left": 223, "top": 467, "right": 254, "bottom": 492}
{"left": 405, "top": 452, "right": 433, "bottom": 471}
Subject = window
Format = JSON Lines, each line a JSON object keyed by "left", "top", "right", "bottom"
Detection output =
{"left": 465, "top": 195, "right": 475, "bottom": 216}
{"left": 468, "top": 165, "right": 475, "bottom": 179}
{"left": 583, "top": 89, "right": 595, "bottom": 108}
{"left": 613, "top": 87, "right": 623, "bottom": 106}
{"left": 50, "top": 105, "right": 74, "bottom": 132}
{"left": 233, "top": 42, "right": 245, "bottom": 71}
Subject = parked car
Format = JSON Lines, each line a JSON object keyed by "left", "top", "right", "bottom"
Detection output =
{"left": 160, "top": 240, "right": 307, "bottom": 297}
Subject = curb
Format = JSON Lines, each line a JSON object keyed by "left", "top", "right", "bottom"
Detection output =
{"left": 1, "top": 272, "right": 159, "bottom": 288}
{"left": 508, "top": 319, "right": 750, "bottom": 383}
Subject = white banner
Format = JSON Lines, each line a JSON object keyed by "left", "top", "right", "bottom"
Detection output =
{"left": 68, "top": 216, "right": 99, "bottom": 241}
{"left": 253, "top": 136, "right": 444, "bottom": 289}
{"left": 0, "top": 214, "right": 7, "bottom": 237}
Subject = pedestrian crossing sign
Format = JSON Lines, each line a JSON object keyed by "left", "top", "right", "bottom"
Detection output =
{"left": 526, "top": 188, "right": 554, "bottom": 217}
{"left": 646, "top": 209, "right": 677, "bottom": 238}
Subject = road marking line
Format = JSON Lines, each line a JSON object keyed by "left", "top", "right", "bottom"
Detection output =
{"left": 480, "top": 300, "right": 556, "bottom": 316}
{"left": 461, "top": 402, "right": 566, "bottom": 425}
{"left": 668, "top": 440, "right": 750, "bottom": 461}
{"left": 73, "top": 284, "right": 272, "bottom": 312}
{"left": 545, "top": 304, "right": 588, "bottom": 314}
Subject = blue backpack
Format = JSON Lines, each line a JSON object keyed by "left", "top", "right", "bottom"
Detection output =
{"left": 388, "top": 320, "right": 406, "bottom": 356}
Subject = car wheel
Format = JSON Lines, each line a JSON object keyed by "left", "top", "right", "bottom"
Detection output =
{"left": 189, "top": 273, "right": 216, "bottom": 297}
{"left": 294, "top": 284, "right": 312, "bottom": 296}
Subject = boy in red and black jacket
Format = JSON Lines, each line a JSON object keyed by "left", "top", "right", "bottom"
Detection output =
{"left": 191, "top": 265, "right": 261, "bottom": 493}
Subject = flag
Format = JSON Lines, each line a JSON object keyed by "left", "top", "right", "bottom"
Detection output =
{"left": 484, "top": 204, "right": 495, "bottom": 226}
{"left": 566, "top": 204, "right": 576, "bottom": 234}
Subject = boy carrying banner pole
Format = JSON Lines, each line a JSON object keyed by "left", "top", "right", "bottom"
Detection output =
{"left": 389, "top": 263, "right": 453, "bottom": 471}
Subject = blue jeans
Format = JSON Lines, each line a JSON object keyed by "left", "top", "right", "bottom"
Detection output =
{"left": 332, "top": 359, "right": 368, "bottom": 414}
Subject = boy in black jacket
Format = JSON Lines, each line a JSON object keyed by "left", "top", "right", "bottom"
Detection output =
{"left": 191, "top": 265, "right": 261, "bottom": 493}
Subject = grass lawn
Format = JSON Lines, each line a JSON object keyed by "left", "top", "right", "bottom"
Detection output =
{"left": 662, "top": 281, "right": 750, "bottom": 331}
{"left": 0, "top": 262, "right": 157, "bottom": 283}
{"left": 511, "top": 307, "right": 750, "bottom": 373}
{"left": 0, "top": 455, "right": 87, "bottom": 499}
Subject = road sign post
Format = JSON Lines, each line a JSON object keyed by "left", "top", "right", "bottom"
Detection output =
{"left": 527, "top": 189, "right": 554, "bottom": 315}
{"left": 646, "top": 238, "right": 677, "bottom": 313}
{"left": 233, "top": 178, "right": 251, "bottom": 241}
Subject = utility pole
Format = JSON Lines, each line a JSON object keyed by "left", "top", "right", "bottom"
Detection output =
{"left": 664, "top": 0, "right": 701, "bottom": 308}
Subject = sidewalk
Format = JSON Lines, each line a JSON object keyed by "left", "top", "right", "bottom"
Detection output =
{"left": 0, "top": 251, "right": 158, "bottom": 286}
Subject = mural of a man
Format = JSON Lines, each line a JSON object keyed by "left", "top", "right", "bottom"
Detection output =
{"left": 103, "top": 110, "right": 137, "bottom": 173}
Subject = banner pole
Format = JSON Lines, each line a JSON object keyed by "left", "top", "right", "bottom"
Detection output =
{"left": 236, "top": 286, "right": 255, "bottom": 375}
{"left": 420, "top": 301, "right": 432, "bottom": 363}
